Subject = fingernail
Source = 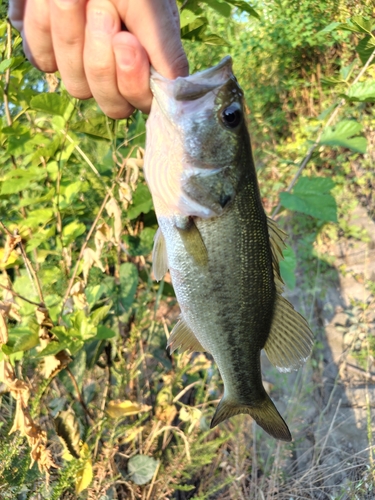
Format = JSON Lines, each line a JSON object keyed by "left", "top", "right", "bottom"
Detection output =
{"left": 114, "top": 46, "right": 137, "bottom": 70}
{"left": 88, "top": 9, "right": 115, "bottom": 34}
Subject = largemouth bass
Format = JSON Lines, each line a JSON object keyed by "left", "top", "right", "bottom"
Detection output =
{"left": 144, "top": 56, "right": 313, "bottom": 441}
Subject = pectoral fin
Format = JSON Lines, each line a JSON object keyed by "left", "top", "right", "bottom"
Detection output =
{"left": 265, "top": 294, "right": 313, "bottom": 372}
{"left": 177, "top": 218, "right": 208, "bottom": 266}
{"left": 152, "top": 227, "right": 169, "bottom": 281}
{"left": 167, "top": 316, "right": 207, "bottom": 354}
{"left": 211, "top": 393, "right": 292, "bottom": 442}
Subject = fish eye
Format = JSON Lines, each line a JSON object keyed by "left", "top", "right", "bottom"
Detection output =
{"left": 221, "top": 104, "right": 242, "bottom": 128}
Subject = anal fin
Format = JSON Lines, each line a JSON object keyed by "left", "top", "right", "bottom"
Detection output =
{"left": 167, "top": 316, "right": 207, "bottom": 354}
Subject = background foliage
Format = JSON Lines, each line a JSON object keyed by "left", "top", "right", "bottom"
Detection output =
{"left": 0, "top": 0, "right": 375, "bottom": 498}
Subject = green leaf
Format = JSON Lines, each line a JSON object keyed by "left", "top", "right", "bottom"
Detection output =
{"left": 7, "top": 326, "right": 39, "bottom": 353}
{"left": 181, "top": 16, "right": 208, "bottom": 40}
{"left": 20, "top": 208, "right": 54, "bottom": 229}
{"left": 224, "top": 0, "right": 259, "bottom": 17}
{"left": 279, "top": 246, "right": 296, "bottom": 290}
{"left": 127, "top": 183, "right": 153, "bottom": 220}
{"left": 119, "top": 263, "right": 138, "bottom": 311}
{"left": 90, "top": 304, "right": 112, "bottom": 327}
{"left": 180, "top": 9, "right": 200, "bottom": 29}
{"left": 128, "top": 455, "right": 159, "bottom": 485}
{"left": 70, "top": 116, "right": 114, "bottom": 140}
{"left": 346, "top": 81, "right": 375, "bottom": 102}
{"left": 126, "top": 227, "right": 156, "bottom": 257}
{"left": 95, "top": 326, "right": 116, "bottom": 340}
{"left": 1, "top": 167, "right": 46, "bottom": 195}
{"left": 0, "top": 59, "right": 13, "bottom": 73}
{"left": 356, "top": 36, "right": 375, "bottom": 66}
{"left": 201, "top": 33, "right": 230, "bottom": 46}
{"left": 62, "top": 221, "right": 86, "bottom": 246}
{"left": 351, "top": 16, "right": 373, "bottom": 35}
{"left": 280, "top": 176, "right": 337, "bottom": 222}
{"left": 204, "top": 0, "right": 232, "bottom": 17}
{"left": 320, "top": 120, "right": 367, "bottom": 154}
{"left": 30, "top": 93, "right": 71, "bottom": 117}
{"left": 319, "top": 21, "right": 342, "bottom": 33}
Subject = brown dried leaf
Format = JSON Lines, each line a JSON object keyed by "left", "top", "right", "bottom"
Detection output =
{"left": 118, "top": 182, "right": 132, "bottom": 210}
{"left": 41, "top": 350, "right": 71, "bottom": 379}
{"left": 2, "top": 233, "right": 21, "bottom": 264}
{"left": 82, "top": 248, "right": 105, "bottom": 284}
{"left": 105, "top": 197, "right": 122, "bottom": 245}
{"left": 70, "top": 280, "right": 89, "bottom": 309}
{"left": 94, "top": 222, "right": 112, "bottom": 254}
{"left": 36, "top": 306, "right": 53, "bottom": 327}
{"left": 0, "top": 311, "right": 8, "bottom": 345}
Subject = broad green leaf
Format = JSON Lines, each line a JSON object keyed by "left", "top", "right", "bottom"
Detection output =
{"left": 119, "top": 263, "right": 138, "bottom": 311}
{"left": 7, "top": 327, "right": 39, "bottom": 353}
{"left": 70, "top": 115, "right": 114, "bottom": 140}
{"left": 0, "top": 59, "right": 13, "bottom": 73}
{"left": 128, "top": 455, "right": 159, "bottom": 485}
{"left": 279, "top": 246, "right": 296, "bottom": 290}
{"left": 346, "top": 81, "right": 375, "bottom": 102}
{"left": 62, "top": 221, "right": 86, "bottom": 246}
{"left": 1, "top": 167, "right": 46, "bottom": 195}
{"left": 204, "top": 0, "right": 231, "bottom": 17}
{"left": 180, "top": 9, "right": 200, "bottom": 29}
{"left": 90, "top": 304, "right": 112, "bottom": 327}
{"left": 95, "top": 325, "right": 116, "bottom": 340}
{"left": 85, "top": 284, "right": 105, "bottom": 310}
{"left": 20, "top": 208, "right": 54, "bottom": 229}
{"left": 127, "top": 183, "right": 153, "bottom": 220}
{"left": 351, "top": 16, "right": 373, "bottom": 35}
{"left": 319, "top": 21, "right": 342, "bottom": 33}
{"left": 280, "top": 176, "right": 337, "bottom": 222}
{"left": 201, "top": 33, "right": 230, "bottom": 46}
{"left": 30, "top": 93, "right": 71, "bottom": 117}
{"left": 126, "top": 227, "right": 156, "bottom": 257}
{"left": 224, "top": 0, "right": 259, "bottom": 18}
{"left": 181, "top": 16, "right": 208, "bottom": 40}
{"left": 19, "top": 187, "right": 55, "bottom": 207}
{"left": 320, "top": 120, "right": 367, "bottom": 154}
{"left": 356, "top": 36, "right": 375, "bottom": 66}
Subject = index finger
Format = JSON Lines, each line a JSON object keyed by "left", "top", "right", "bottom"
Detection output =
{"left": 116, "top": 0, "right": 189, "bottom": 80}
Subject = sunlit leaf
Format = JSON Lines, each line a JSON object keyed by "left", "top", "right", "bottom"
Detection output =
{"left": 320, "top": 120, "right": 367, "bottom": 154}
{"left": 356, "top": 36, "right": 375, "bottom": 66}
{"left": 106, "top": 400, "right": 151, "bottom": 418}
{"left": 30, "top": 93, "right": 71, "bottom": 117}
{"left": 346, "top": 81, "right": 375, "bottom": 102}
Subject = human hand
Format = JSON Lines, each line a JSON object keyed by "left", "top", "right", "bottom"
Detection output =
{"left": 9, "top": 0, "right": 189, "bottom": 118}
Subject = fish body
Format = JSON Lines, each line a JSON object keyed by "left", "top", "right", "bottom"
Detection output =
{"left": 144, "top": 57, "right": 313, "bottom": 441}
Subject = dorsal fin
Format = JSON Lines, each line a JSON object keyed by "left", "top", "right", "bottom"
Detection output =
{"left": 152, "top": 227, "right": 169, "bottom": 281}
{"left": 265, "top": 217, "right": 313, "bottom": 371}
{"left": 167, "top": 316, "right": 207, "bottom": 354}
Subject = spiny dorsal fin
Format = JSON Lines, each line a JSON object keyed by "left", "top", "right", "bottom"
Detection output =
{"left": 265, "top": 295, "right": 313, "bottom": 372}
{"left": 152, "top": 227, "right": 169, "bottom": 281}
{"left": 177, "top": 219, "right": 208, "bottom": 266}
{"left": 167, "top": 316, "right": 207, "bottom": 354}
{"left": 266, "top": 217, "right": 313, "bottom": 371}
{"left": 267, "top": 217, "right": 287, "bottom": 281}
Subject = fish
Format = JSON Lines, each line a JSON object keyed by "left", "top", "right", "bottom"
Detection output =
{"left": 143, "top": 56, "right": 313, "bottom": 441}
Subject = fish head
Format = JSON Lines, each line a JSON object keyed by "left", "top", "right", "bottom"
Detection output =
{"left": 145, "top": 56, "right": 249, "bottom": 219}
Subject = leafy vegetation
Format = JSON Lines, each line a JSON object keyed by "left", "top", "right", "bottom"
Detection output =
{"left": 1, "top": 0, "right": 375, "bottom": 498}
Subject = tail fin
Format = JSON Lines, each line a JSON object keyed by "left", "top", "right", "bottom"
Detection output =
{"left": 211, "top": 394, "right": 292, "bottom": 442}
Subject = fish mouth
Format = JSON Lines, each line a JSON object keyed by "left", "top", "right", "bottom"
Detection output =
{"left": 150, "top": 56, "right": 234, "bottom": 109}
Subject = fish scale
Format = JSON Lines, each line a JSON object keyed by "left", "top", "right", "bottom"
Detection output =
{"left": 144, "top": 56, "right": 313, "bottom": 441}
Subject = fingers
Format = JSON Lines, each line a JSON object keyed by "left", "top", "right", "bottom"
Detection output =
{"left": 20, "top": 0, "right": 58, "bottom": 73}
{"left": 113, "top": 31, "right": 152, "bottom": 113}
{"left": 84, "top": 0, "right": 134, "bottom": 119}
{"left": 49, "top": 0, "right": 90, "bottom": 98}
{"left": 122, "top": 0, "right": 189, "bottom": 80}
